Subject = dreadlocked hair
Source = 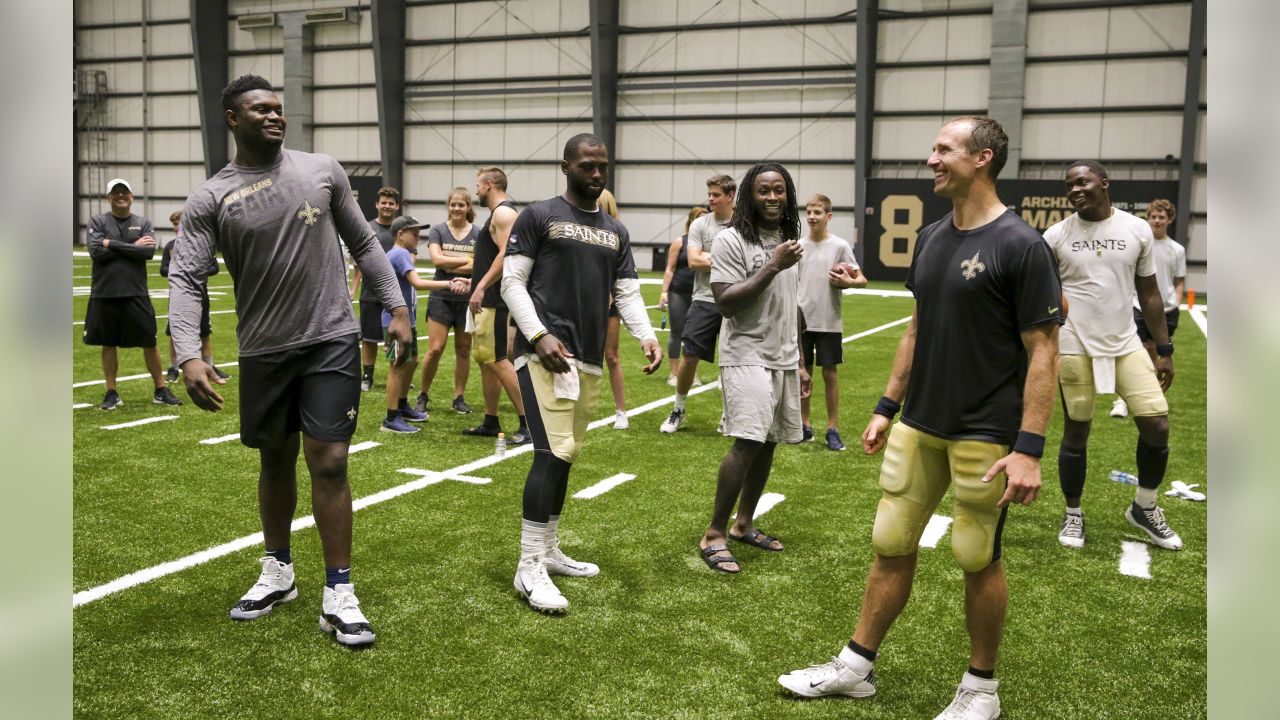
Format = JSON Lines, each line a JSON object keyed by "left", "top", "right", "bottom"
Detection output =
{"left": 731, "top": 162, "right": 800, "bottom": 246}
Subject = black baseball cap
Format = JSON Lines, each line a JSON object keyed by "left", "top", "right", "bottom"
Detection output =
{"left": 390, "top": 215, "right": 424, "bottom": 235}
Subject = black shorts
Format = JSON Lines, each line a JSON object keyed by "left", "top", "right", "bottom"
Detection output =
{"left": 359, "top": 300, "right": 384, "bottom": 343}
{"left": 802, "top": 330, "right": 844, "bottom": 367}
{"left": 680, "top": 300, "right": 723, "bottom": 362}
{"left": 608, "top": 303, "right": 620, "bottom": 319}
{"left": 238, "top": 333, "right": 361, "bottom": 449}
{"left": 82, "top": 296, "right": 157, "bottom": 348}
{"left": 166, "top": 288, "right": 212, "bottom": 338}
{"left": 426, "top": 295, "right": 468, "bottom": 331}
{"left": 384, "top": 324, "right": 420, "bottom": 360}
{"left": 1134, "top": 307, "right": 1179, "bottom": 342}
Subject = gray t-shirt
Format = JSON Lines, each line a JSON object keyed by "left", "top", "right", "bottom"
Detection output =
{"left": 1132, "top": 236, "right": 1187, "bottom": 314}
{"left": 359, "top": 219, "right": 396, "bottom": 303}
{"left": 797, "top": 234, "right": 856, "bottom": 333}
{"left": 688, "top": 211, "right": 732, "bottom": 303}
{"left": 169, "top": 149, "right": 405, "bottom": 364}
{"left": 710, "top": 227, "right": 799, "bottom": 369}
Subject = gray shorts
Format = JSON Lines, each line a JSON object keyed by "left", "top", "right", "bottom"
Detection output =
{"left": 719, "top": 365, "right": 803, "bottom": 444}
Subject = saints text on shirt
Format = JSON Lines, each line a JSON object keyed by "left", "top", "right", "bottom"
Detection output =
{"left": 548, "top": 220, "right": 620, "bottom": 251}
{"left": 1070, "top": 237, "right": 1128, "bottom": 253}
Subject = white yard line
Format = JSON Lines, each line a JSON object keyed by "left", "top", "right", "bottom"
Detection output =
{"left": 348, "top": 441, "right": 380, "bottom": 455}
{"left": 199, "top": 433, "right": 240, "bottom": 445}
{"left": 73, "top": 361, "right": 239, "bottom": 388}
{"left": 919, "top": 514, "right": 954, "bottom": 548}
{"left": 1188, "top": 307, "right": 1207, "bottom": 336}
{"left": 74, "top": 309, "right": 236, "bottom": 327}
{"left": 101, "top": 415, "right": 178, "bottom": 431}
{"left": 73, "top": 403, "right": 92, "bottom": 410}
{"left": 844, "top": 287, "right": 914, "bottom": 298}
{"left": 573, "top": 473, "right": 636, "bottom": 499}
{"left": 1119, "top": 540, "right": 1152, "bottom": 579}
{"left": 73, "top": 315, "right": 911, "bottom": 608}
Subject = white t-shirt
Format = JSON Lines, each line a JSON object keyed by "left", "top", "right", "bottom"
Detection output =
{"left": 1131, "top": 236, "right": 1186, "bottom": 314}
{"left": 1044, "top": 208, "right": 1156, "bottom": 357}
{"left": 688, "top": 212, "right": 732, "bottom": 304}
{"left": 797, "top": 234, "right": 856, "bottom": 333}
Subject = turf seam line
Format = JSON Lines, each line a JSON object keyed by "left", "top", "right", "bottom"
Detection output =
{"left": 72, "top": 314, "right": 911, "bottom": 609}
{"left": 100, "top": 415, "right": 179, "bottom": 430}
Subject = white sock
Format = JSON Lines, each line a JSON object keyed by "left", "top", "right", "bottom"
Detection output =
{"left": 1135, "top": 486, "right": 1158, "bottom": 509}
{"left": 674, "top": 394, "right": 687, "bottom": 411}
{"left": 838, "top": 646, "right": 874, "bottom": 674}
{"left": 520, "top": 519, "right": 548, "bottom": 562}
{"left": 546, "top": 515, "right": 560, "bottom": 550}
{"left": 1065, "top": 506, "right": 1083, "bottom": 516}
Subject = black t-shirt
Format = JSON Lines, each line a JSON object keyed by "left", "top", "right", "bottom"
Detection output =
{"left": 473, "top": 200, "right": 515, "bottom": 309}
{"left": 86, "top": 212, "right": 155, "bottom": 298}
{"left": 670, "top": 235, "right": 694, "bottom": 296}
{"left": 427, "top": 222, "right": 478, "bottom": 302}
{"left": 506, "top": 196, "right": 638, "bottom": 367}
{"left": 902, "top": 209, "right": 1064, "bottom": 445}
{"left": 360, "top": 219, "right": 396, "bottom": 302}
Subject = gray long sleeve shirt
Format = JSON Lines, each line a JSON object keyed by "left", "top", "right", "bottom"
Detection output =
{"left": 86, "top": 212, "right": 156, "bottom": 298}
{"left": 168, "top": 149, "right": 405, "bottom": 365}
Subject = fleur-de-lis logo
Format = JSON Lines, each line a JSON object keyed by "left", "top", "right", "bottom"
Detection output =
{"left": 297, "top": 200, "right": 321, "bottom": 227}
{"left": 960, "top": 251, "right": 986, "bottom": 280}
{"left": 346, "top": 406, "right": 357, "bottom": 420}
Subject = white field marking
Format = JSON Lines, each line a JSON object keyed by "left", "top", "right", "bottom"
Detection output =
{"left": 1189, "top": 307, "right": 1207, "bottom": 336}
{"left": 72, "top": 250, "right": 225, "bottom": 265}
{"left": 199, "top": 433, "right": 240, "bottom": 445}
{"left": 1120, "top": 540, "right": 1152, "bottom": 579}
{"left": 843, "top": 287, "right": 914, "bottom": 298}
{"left": 73, "top": 361, "right": 239, "bottom": 388}
{"left": 919, "top": 514, "right": 954, "bottom": 548}
{"left": 101, "top": 415, "right": 178, "bottom": 431}
{"left": 843, "top": 314, "right": 913, "bottom": 343}
{"left": 348, "top": 441, "right": 380, "bottom": 454}
{"left": 731, "top": 492, "right": 786, "bottom": 521}
{"left": 573, "top": 473, "right": 636, "bottom": 499}
{"left": 73, "top": 314, "right": 910, "bottom": 608}
{"left": 73, "top": 403, "right": 92, "bottom": 409}
{"left": 73, "top": 308, "right": 236, "bottom": 327}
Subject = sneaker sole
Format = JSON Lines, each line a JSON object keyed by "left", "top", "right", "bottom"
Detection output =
{"left": 513, "top": 580, "right": 569, "bottom": 613}
{"left": 229, "top": 587, "right": 298, "bottom": 620}
{"left": 1058, "top": 535, "right": 1085, "bottom": 548}
{"left": 318, "top": 616, "right": 377, "bottom": 646}
{"left": 380, "top": 426, "right": 420, "bottom": 434}
{"left": 101, "top": 402, "right": 123, "bottom": 410}
{"left": 1125, "top": 511, "right": 1183, "bottom": 550}
{"left": 153, "top": 399, "right": 182, "bottom": 406}
{"left": 777, "top": 678, "right": 876, "bottom": 699}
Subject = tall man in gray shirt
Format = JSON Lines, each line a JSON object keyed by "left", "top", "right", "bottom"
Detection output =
{"left": 169, "top": 75, "right": 410, "bottom": 647}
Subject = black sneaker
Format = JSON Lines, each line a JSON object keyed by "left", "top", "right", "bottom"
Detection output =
{"left": 802, "top": 425, "right": 814, "bottom": 442}
{"left": 462, "top": 423, "right": 501, "bottom": 437}
{"left": 153, "top": 386, "right": 184, "bottom": 406}
{"left": 413, "top": 392, "right": 429, "bottom": 414}
{"left": 165, "top": 366, "right": 179, "bottom": 383}
{"left": 1125, "top": 502, "right": 1184, "bottom": 550}
{"left": 509, "top": 427, "right": 532, "bottom": 446}
{"left": 452, "top": 396, "right": 472, "bottom": 414}
{"left": 99, "top": 389, "right": 123, "bottom": 410}
{"left": 825, "top": 428, "right": 847, "bottom": 451}
{"left": 213, "top": 366, "right": 231, "bottom": 380}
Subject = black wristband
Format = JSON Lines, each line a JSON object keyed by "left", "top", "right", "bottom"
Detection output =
{"left": 1012, "top": 431, "right": 1045, "bottom": 458}
{"left": 874, "top": 396, "right": 902, "bottom": 419}
{"left": 1156, "top": 342, "right": 1174, "bottom": 357}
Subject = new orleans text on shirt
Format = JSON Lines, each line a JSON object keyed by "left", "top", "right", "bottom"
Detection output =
{"left": 548, "top": 221, "right": 620, "bottom": 250}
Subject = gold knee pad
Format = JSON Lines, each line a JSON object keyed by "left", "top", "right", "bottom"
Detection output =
{"left": 871, "top": 424, "right": 949, "bottom": 558}
{"left": 527, "top": 362, "right": 601, "bottom": 464}
{"left": 947, "top": 440, "right": 1008, "bottom": 573}
{"left": 1116, "top": 350, "right": 1169, "bottom": 417}
{"left": 1058, "top": 354, "right": 1095, "bottom": 422}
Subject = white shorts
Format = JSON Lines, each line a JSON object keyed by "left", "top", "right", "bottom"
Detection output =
{"left": 719, "top": 365, "right": 803, "bottom": 444}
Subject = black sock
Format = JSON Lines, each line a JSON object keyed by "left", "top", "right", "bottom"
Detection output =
{"left": 325, "top": 566, "right": 350, "bottom": 588}
{"left": 522, "top": 452, "right": 573, "bottom": 522}
{"left": 968, "top": 666, "right": 995, "bottom": 679}
{"left": 847, "top": 639, "right": 877, "bottom": 662}
{"left": 398, "top": 397, "right": 410, "bottom": 411}
{"left": 362, "top": 365, "right": 374, "bottom": 380}
{"left": 1058, "top": 446, "right": 1087, "bottom": 501}
{"left": 483, "top": 413, "right": 500, "bottom": 431}
{"left": 265, "top": 546, "right": 292, "bottom": 565}
{"left": 1135, "top": 439, "right": 1169, "bottom": 490}
{"left": 385, "top": 408, "right": 399, "bottom": 423}
{"left": 517, "top": 414, "right": 527, "bottom": 431}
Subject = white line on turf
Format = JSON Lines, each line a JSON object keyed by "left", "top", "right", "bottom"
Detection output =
{"left": 574, "top": 473, "right": 636, "bottom": 499}
{"left": 843, "top": 287, "right": 914, "bottom": 298}
{"left": 349, "top": 441, "right": 380, "bottom": 454}
{"left": 199, "top": 433, "right": 240, "bottom": 445}
{"left": 732, "top": 492, "right": 785, "bottom": 520}
{"left": 73, "top": 309, "right": 237, "bottom": 327}
{"left": 101, "top": 415, "right": 179, "bottom": 430}
{"left": 73, "top": 403, "right": 92, "bottom": 409}
{"left": 72, "top": 314, "right": 912, "bottom": 608}
{"left": 74, "top": 361, "right": 239, "bottom": 388}
{"left": 1119, "top": 540, "right": 1152, "bottom": 579}
{"left": 919, "top": 514, "right": 954, "bottom": 548}
{"left": 1189, "top": 307, "right": 1207, "bottom": 336}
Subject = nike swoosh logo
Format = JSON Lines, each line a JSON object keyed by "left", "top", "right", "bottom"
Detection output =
{"left": 1048, "top": 307, "right": 1059, "bottom": 314}
{"left": 809, "top": 680, "right": 826, "bottom": 688}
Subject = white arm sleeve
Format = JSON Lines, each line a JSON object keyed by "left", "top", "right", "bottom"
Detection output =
{"left": 614, "top": 277, "right": 657, "bottom": 342}
{"left": 500, "top": 254, "right": 547, "bottom": 342}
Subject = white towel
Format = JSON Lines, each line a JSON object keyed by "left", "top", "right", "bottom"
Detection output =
{"left": 465, "top": 310, "right": 475, "bottom": 333}
{"left": 1164, "top": 480, "right": 1206, "bottom": 502}
{"left": 553, "top": 362, "right": 580, "bottom": 401}
{"left": 1092, "top": 356, "right": 1117, "bottom": 395}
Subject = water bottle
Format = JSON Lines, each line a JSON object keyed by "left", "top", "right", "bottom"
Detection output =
{"left": 495, "top": 432, "right": 506, "bottom": 458}
{"left": 661, "top": 313, "right": 668, "bottom": 330}
{"left": 1109, "top": 470, "right": 1139, "bottom": 485}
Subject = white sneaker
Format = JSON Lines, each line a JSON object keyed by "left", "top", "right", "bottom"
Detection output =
{"left": 934, "top": 673, "right": 1000, "bottom": 719}
{"left": 777, "top": 655, "right": 876, "bottom": 699}
{"left": 545, "top": 542, "right": 600, "bottom": 577}
{"left": 319, "top": 583, "right": 376, "bottom": 646}
{"left": 1110, "top": 397, "right": 1129, "bottom": 417}
{"left": 514, "top": 556, "right": 569, "bottom": 613}
{"left": 660, "top": 408, "right": 685, "bottom": 433}
{"left": 613, "top": 410, "right": 629, "bottom": 430}
{"left": 229, "top": 557, "right": 297, "bottom": 620}
{"left": 1058, "top": 511, "right": 1085, "bottom": 548}
{"left": 1125, "top": 502, "right": 1184, "bottom": 550}
{"left": 666, "top": 375, "right": 678, "bottom": 387}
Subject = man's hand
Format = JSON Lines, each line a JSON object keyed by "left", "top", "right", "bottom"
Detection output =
{"left": 769, "top": 239, "right": 803, "bottom": 271}
{"left": 384, "top": 307, "right": 413, "bottom": 367}
{"left": 1155, "top": 356, "right": 1174, "bottom": 391}
{"left": 985, "top": 452, "right": 1043, "bottom": 508}
{"left": 181, "top": 358, "right": 225, "bottom": 412}
{"left": 535, "top": 333, "right": 574, "bottom": 374}
{"left": 799, "top": 366, "right": 812, "bottom": 399}
{"left": 137, "top": 235, "right": 157, "bottom": 248}
{"left": 640, "top": 338, "right": 663, "bottom": 375}
{"left": 861, "top": 414, "right": 892, "bottom": 455}
{"left": 468, "top": 287, "right": 485, "bottom": 316}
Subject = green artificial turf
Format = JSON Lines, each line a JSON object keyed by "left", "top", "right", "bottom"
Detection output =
{"left": 72, "top": 257, "right": 1206, "bottom": 719}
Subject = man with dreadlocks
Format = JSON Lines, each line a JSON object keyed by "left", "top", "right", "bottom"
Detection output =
{"left": 697, "top": 162, "right": 810, "bottom": 574}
